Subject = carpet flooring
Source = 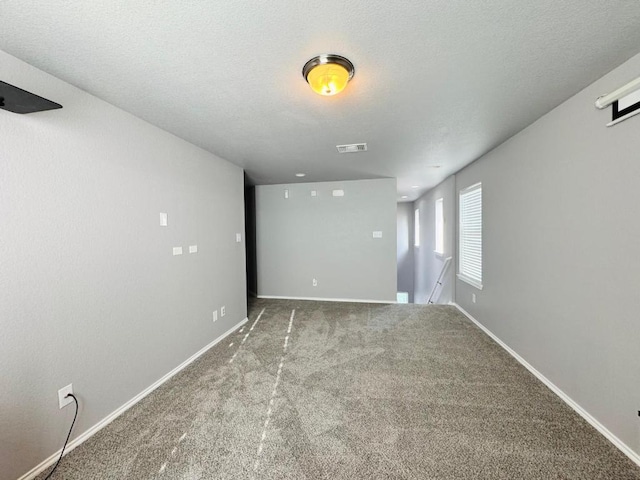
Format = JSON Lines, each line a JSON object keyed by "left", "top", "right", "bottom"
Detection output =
{"left": 37, "top": 299, "right": 640, "bottom": 479}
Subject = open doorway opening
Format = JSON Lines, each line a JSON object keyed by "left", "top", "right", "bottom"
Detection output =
{"left": 244, "top": 175, "right": 257, "bottom": 305}
{"left": 396, "top": 203, "right": 415, "bottom": 303}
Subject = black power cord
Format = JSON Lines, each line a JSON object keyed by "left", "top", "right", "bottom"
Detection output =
{"left": 44, "top": 393, "right": 79, "bottom": 479}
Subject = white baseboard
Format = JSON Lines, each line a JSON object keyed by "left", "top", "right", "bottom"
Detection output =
{"left": 452, "top": 303, "right": 640, "bottom": 468}
{"left": 257, "top": 295, "right": 394, "bottom": 304}
{"left": 19, "top": 317, "right": 248, "bottom": 480}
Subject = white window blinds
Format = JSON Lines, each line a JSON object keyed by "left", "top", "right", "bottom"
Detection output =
{"left": 458, "top": 183, "right": 482, "bottom": 289}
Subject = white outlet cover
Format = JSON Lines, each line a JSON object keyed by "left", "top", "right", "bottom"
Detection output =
{"left": 472, "top": 293, "right": 477, "bottom": 303}
{"left": 159, "top": 212, "right": 168, "bottom": 227}
{"left": 213, "top": 311, "right": 218, "bottom": 322}
{"left": 189, "top": 245, "right": 198, "bottom": 253}
{"left": 58, "top": 384, "right": 73, "bottom": 409}
{"left": 173, "top": 246, "right": 183, "bottom": 256}
{"left": 373, "top": 231, "right": 383, "bottom": 238}
{"left": 312, "top": 278, "right": 318, "bottom": 286}
{"left": 332, "top": 189, "right": 345, "bottom": 197}
{"left": 221, "top": 306, "right": 226, "bottom": 317}
{"left": 311, "top": 190, "right": 317, "bottom": 197}
{"left": 236, "top": 233, "right": 242, "bottom": 243}
{"left": 284, "top": 189, "right": 289, "bottom": 199}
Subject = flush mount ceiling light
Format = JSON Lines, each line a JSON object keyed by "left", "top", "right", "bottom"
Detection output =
{"left": 295, "top": 173, "right": 306, "bottom": 177}
{"left": 302, "top": 54, "right": 355, "bottom": 96}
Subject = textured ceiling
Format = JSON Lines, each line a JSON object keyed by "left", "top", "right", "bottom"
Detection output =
{"left": 1, "top": 1, "right": 640, "bottom": 201}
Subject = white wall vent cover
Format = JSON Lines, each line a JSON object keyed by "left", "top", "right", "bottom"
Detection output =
{"left": 336, "top": 143, "right": 367, "bottom": 153}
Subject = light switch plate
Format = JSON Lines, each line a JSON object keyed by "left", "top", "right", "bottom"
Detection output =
{"left": 159, "top": 212, "right": 168, "bottom": 227}
{"left": 373, "top": 231, "right": 383, "bottom": 238}
{"left": 189, "top": 245, "right": 197, "bottom": 253}
{"left": 213, "top": 310, "right": 218, "bottom": 322}
{"left": 173, "top": 247, "right": 183, "bottom": 256}
{"left": 284, "top": 189, "right": 289, "bottom": 199}
{"left": 236, "top": 233, "right": 242, "bottom": 243}
{"left": 311, "top": 190, "right": 317, "bottom": 197}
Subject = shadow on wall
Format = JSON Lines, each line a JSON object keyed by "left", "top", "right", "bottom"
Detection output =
{"left": 397, "top": 203, "right": 415, "bottom": 303}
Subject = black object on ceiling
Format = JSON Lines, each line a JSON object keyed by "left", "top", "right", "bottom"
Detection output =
{"left": 0, "top": 80, "right": 62, "bottom": 114}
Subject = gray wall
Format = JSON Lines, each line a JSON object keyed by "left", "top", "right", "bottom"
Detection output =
{"left": 396, "top": 203, "right": 414, "bottom": 302}
{"left": 256, "top": 179, "right": 397, "bottom": 302}
{"left": 414, "top": 176, "right": 456, "bottom": 304}
{"left": 0, "top": 50, "right": 247, "bottom": 480}
{"left": 455, "top": 52, "right": 640, "bottom": 457}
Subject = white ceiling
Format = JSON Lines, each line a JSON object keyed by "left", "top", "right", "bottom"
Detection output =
{"left": 1, "top": 1, "right": 640, "bottom": 201}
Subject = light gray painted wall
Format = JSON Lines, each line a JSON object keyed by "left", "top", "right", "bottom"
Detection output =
{"left": 396, "top": 203, "right": 414, "bottom": 302}
{"left": 0, "top": 51, "right": 247, "bottom": 480}
{"left": 256, "top": 179, "right": 397, "bottom": 302}
{"left": 455, "top": 52, "right": 640, "bottom": 457}
{"left": 414, "top": 176, "right": 456, "bottom": 304}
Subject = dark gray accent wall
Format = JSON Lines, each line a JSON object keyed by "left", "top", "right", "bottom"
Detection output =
{"left": 413, "top": 176, "right": 456, "bottom": 304}
{"left": 396, "top": 203, "right": 414, "bottom": 302}
{"left": 0, "top": 50, "right": 247, "bottom": 480}
{"left": 455, "top": 52, "right": 640, "bottom": 458}
{"left": 255, "top": 179, "right": 397, "bottom": 302}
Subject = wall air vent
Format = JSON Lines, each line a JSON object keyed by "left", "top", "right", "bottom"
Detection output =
{"left": 336, "top": 143, "right": 367, "bottom": 154}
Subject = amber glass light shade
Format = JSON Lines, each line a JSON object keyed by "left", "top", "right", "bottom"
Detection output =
{"left": 307, "top": 63, "right": 350, "bottom": 96}
{"left": 303, "top": 55, "right": 354, "bottom": 96}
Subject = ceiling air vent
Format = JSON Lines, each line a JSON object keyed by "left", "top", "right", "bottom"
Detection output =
{"left": 336, "top": 143, "right": 367, "bottom": 154}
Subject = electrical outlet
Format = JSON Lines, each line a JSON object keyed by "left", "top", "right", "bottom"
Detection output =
{"left": 312, "top": 278, "right": 318, "bottom": 287}
{"left": 221, "top": 306, "right": 226, "bottom": 317}
{"left": 472, "top": 293, "right": 476, "bottom": 303}
{"left": 213, "top": 310, "right": 218, "bottom": 322}
{"left": 58, "top": 384, "right": 73, "bottom": 409}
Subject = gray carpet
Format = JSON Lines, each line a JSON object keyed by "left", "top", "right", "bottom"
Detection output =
{"left": 37, "top": 300, "right": 640, "bottom": 479}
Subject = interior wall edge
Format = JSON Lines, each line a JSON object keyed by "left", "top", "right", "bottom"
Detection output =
{"left": 257, "top": 295, "right": 395, "bottom": 304}
{"left": 452, "top": 303, "right": 640, "bottom": 467}
{"left": 16, "top": 317, "right": 248, "bottom": 480}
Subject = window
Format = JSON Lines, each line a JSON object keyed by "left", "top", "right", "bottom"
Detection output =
{"left": 414, "top": 208, "right": 420, "bottom": 247}
{"left": 458, "top": 183, "right": 482, "bottom": 289}
{"left": 434, "top": 198, "right": 444, "bottom": 255}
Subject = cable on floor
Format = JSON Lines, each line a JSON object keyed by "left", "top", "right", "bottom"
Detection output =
{"left": 44, "top": 393, "right": 79, "bottom": 479}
